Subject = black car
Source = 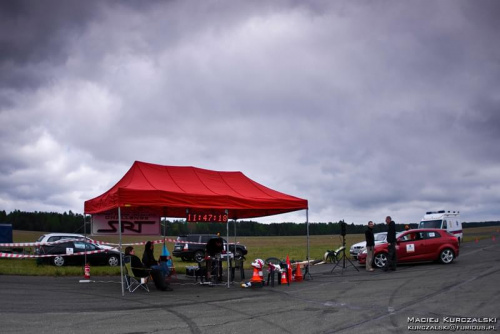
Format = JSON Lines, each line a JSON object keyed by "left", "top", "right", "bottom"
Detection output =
{"left": 173, "top": 234, "right": 248, "bottom": 263}
{"left": 38, "top": 240, "right": 122, "bottom": 267}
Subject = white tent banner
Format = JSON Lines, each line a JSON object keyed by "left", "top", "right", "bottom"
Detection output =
{"left": 92, "top": 211, "right": 160, "bottom": 235}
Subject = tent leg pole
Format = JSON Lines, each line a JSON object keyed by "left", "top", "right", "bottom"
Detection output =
{"left": 226, "top": 210, "right": 230, "bottom": 288}
{"left": 119, "top": 207, "right": 124, "bottom": 296}
{"left": 305, "top": 209, "right": 312, "bottom": 280}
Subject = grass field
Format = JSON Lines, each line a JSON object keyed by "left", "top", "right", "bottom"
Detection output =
{"left": 1, "top": 226, "right": 498, "bottom": 276}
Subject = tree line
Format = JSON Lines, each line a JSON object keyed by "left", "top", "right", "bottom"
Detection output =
{"left": 1, "top": 210, "right": 498, "bottom": 236}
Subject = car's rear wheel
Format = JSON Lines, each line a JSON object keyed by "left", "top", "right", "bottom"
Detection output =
{"left": 53, "top": 256, "right": 65, "bottom": 267}
{"left": 373, "top": 252, "right": 388, "bottom": 268}
{"left": 108, "top": 255, "right": 119, "bottom": 266}
{"left": 194, "top": 250, "right": 205, "bottom": 263}
{"left": 439, "top": 248, "right": 455, "bottom": 264}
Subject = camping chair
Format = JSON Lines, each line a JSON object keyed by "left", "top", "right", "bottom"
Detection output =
{"left": 123, "top": 256, "right": 150, "bottom": 293}
{"left": 233, "top": 257, "right": 245, "bottom": 281}
{"left": 324, "top": 246, "right": 344, "bottom": 264}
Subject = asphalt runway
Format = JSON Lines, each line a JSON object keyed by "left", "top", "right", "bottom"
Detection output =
{"left": 1, "top": 235, "right": 499, "bottom": 334}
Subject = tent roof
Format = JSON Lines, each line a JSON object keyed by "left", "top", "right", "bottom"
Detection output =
{"left": 84, "top": 161, "right": 308, "bottom": 219}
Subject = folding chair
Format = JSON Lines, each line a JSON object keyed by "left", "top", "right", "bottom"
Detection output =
{"left": 123, "top": 256, "right": 150, "bottom": 292}
{"left": 324, "top": 246, "right": 344, "bottom": 263}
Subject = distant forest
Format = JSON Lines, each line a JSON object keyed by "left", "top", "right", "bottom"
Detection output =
{"left": 1, "top": 210, "right": 499, "bottom": 237}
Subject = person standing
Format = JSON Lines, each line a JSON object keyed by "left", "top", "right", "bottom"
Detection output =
{"left": 384, "top": 216, "right": 397, "bottom": 271}
{"left": 365, "top": 221, "right": 375, "bottom": 272}
{"left": 205, "top": 233, "right": 224, "bottom": 281}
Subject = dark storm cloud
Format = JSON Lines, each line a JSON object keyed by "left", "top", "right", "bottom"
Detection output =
{"left": 0, "top": 1, "right": 100, "bottom": 90}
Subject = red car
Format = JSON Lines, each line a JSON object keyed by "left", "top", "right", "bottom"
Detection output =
{"left": 358, "top": 228, "right": 459, "bottom": 269}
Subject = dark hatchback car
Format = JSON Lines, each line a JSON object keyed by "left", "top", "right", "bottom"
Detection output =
{"left": 173, "top": 234, "right": 248, "bottom": 263}
{"left": 38, "top": 240, "right": 122, "bottom": 267}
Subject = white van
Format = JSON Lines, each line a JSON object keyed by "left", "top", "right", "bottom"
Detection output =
{"left": 418, "top": 210, "right": 463, "bottom": 243}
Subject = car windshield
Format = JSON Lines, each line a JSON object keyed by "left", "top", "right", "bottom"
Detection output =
{"left": 419, "top": 220, "right": 442, "bottom": 228}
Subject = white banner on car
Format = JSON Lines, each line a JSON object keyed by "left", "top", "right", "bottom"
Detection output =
{"left": 92, "top": 211, "right": 160, "bottom": 235}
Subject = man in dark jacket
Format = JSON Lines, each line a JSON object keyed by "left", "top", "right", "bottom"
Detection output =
{"left": 205, "top": 234, "right": 224, "bottom": 281}
{"left": 384, "top": 216, "right": 397, "bottom": 271}
{"left": 365, "top": 221, "right": 375, "bottom": 272}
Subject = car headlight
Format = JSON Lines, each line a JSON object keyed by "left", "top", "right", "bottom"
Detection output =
{"left": 361, "top": 248, "right": 367, "bottom": 254}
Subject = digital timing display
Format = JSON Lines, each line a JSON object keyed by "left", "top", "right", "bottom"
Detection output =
{"left": 186, "top": 212, "right": 228, "bottom": 223}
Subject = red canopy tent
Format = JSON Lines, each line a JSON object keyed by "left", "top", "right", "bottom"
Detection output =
{"left": 84, "top": 161, "right": 308, "bottom": 218}
{"left": 84, "top": 161, "right": 309, "bottom": 292}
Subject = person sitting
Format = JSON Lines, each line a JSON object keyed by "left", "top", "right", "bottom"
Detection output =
{"left": 125, "top": 246, "right": 172, "bottom": 291}
{"left": 125, "top": 246, "right": 149, "bottom": 278}
{"left": 142, "top": 241, "right": 170, "bottom": 277}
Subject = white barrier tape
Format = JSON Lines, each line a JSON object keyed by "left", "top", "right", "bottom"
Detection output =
{"left": 0, "top": 249, "right": 109, "bottom": 259}
{"left": 0, "top": 237, "right": 240, "bottom": 248}
{"left": 91, "top": 238, "right": 220, "bottom": 246}
{"left": 0, "top": 238, "right": 161, "bottom": 248}
{"left": 0, "top": 238, "right": 97, "bottom": 248}
{"left": 83, "top": 238, "right": 240, "bottom": 247}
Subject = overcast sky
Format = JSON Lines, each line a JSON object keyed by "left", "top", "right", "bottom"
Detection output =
{"left": 1, "top": 0, "right": 499, "bottom": 225}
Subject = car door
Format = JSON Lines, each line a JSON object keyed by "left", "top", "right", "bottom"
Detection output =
{"left": 200, "top": 235, "right": 212, "bottom": 244}
{"left": 419, "top": 231, "right": 442, "bottom": 261}
{"left": 396, "top": 232, "right": 427, "bottom": 263}
{"left": 71, "top": 241, "right": 89, "bottom": 266}
{"left": 82, "top": 242, "right": 108, "bottom": 265}
{"left": 57, "top": 241, "right": 79, "bottom": 266}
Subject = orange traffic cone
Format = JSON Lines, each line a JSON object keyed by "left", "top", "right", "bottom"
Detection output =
{"left": 286, "top": 255, "right": 292, "bottom": 283}
{"left": 295, "top": 263, "right": 303, "bottom": 282}
{"left": 251, "top": 267, "right": 263, "bottom": 288}
{"left": 250, "top": 267, "right": 263, "bottom": 284}
{"left": 280, "top": 270, "right": 288, "bottom": 284}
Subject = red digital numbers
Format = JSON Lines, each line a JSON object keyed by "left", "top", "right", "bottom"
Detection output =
{"left": 186, "top": 212, "right": 228, "bottom": 223}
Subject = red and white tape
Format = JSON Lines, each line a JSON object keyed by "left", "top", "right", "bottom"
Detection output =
{"left": 0, "top": 249, "right": 109, "bottom": 259}
{"left": 0, "top": 237, "right": 238, "bottom": 248}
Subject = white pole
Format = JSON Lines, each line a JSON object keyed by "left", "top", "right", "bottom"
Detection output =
{"left": 305, "top": 209, "right": 312, "bottom": 280}
{"left": 119, "top": 207, "right": 124, "bottom": 296}
{"left": 226, "top": 210, "right": 230, "bottom": 289}
{"left": 306, "top": 209, "right": 310, "bottom": 263}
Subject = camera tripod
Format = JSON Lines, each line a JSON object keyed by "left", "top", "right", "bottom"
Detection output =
{"left": 330, "top": 234, "right": 359, "bottom": 274}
